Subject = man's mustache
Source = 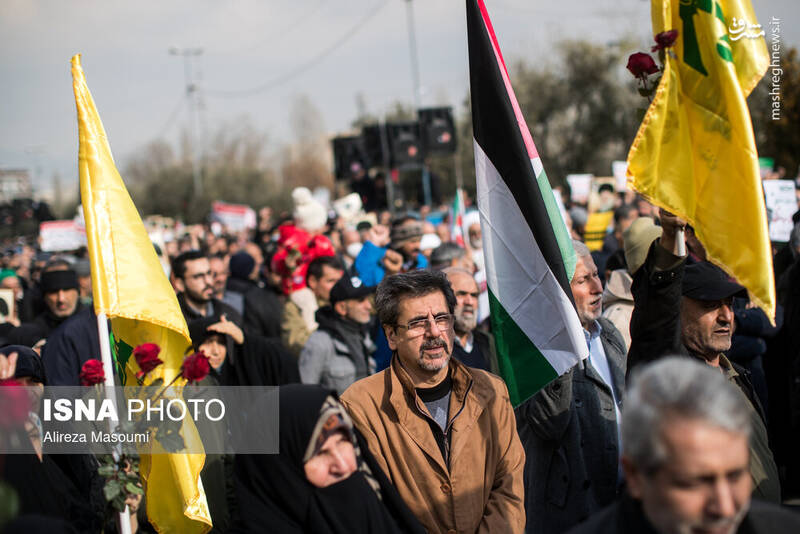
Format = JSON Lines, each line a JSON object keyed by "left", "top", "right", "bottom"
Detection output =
{"left": 421, "top": 338, "right": 447, "bottom": 351}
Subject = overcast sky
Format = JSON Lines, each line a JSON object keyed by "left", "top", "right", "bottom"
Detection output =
{"left": 1, "top": 0, "right": 797, "bottom": 197}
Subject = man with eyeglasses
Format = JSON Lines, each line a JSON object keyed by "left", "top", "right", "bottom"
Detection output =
{"left": 341, "top": 270, "right": 525, "bottom": 534}
{"left": 171, "top": 250, "right": 244, "bottom": 335}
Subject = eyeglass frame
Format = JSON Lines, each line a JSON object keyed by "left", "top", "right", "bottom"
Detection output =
{"left": 392, "top": 312, "right": 455, "bottom": 338}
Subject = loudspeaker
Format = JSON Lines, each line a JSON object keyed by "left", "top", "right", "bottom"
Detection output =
{"left": 361, "top": 124, "right": 386, "bottom": 168}
{"left": 386, "top": 121, "right": 424, "bottom": 167}
{"left": 418, "top": 107, "right": 456, "bottom": 154}
{"left": 331, "top": 136, "right": 368, "bottom": 180}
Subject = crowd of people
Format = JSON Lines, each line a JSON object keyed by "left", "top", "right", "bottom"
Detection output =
{"left": 1, "top": 180, "right": 800, "bottom": 533}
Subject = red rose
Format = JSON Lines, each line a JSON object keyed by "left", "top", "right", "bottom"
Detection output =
{"left": 652, "top": 30, "right": 679, "bottom": 52}
{"left": 181, "top": 351, "right": 210, "bottom": 383}
{"left": 134, "top": 343, "right": 163, "bottom": 379}
{"left": 80, "top": 359, "right": 106, "bottom": 386}
{"left": 0, "top": 380, "right": 31, "bottom": 429}
{"left": 626, "top": 52, "right": 659, "bottom": 80}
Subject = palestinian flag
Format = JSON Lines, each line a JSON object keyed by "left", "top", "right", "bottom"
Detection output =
{"left": 467, "top": 0, "right": 588, "bottom": 406}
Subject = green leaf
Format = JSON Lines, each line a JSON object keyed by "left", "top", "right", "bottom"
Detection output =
{"left": 98, "top": 465, "right": 116, "bottom": 477}
{"left": 125, "top": 482, "right": 144, "bottom": 495}
{"left": 0, "top": 482, "right": 20, "bottom": 525}
{"left": 103, "top": 479, "right": 122, "bottom": 502}
{"left": 112, "top": 494, "right": 127, "bottom": 512}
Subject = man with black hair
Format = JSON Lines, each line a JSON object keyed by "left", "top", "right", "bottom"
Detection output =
{"left": 171, "top": 250, "right": 243, "bottom": 326}
{"left": 299, "top": 275, "right": 375, "bottom": 394}
{"left": 281, "top": 255, "right": 345, "bottom": 358}
{"left": 341, "top": 270, "right": 525, "bottom": 533}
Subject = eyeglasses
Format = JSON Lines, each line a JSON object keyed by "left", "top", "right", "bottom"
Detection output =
{"left": 395, "top": 313, "right": 454, "bottom": 338}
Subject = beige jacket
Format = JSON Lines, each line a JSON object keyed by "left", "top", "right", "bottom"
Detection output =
{"left": 280, "top": 288, "right": 324, "bottom": 358}
{"left": 341, "top": 356, "right": 526, "bottom": 534}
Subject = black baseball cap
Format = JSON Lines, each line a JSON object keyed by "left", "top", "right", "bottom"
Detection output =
{"left": 682, "top": 262, "right": 747, "bottom": 301}
{"left": 329, "top": 275, "right": 374, "bottom": 306}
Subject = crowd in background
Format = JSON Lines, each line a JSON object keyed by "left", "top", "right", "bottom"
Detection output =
{"left": 2, "top": 175, "right": 800, "bottom": 533}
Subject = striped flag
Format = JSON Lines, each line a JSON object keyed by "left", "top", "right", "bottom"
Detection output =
{"left": 466, "top": 0, "right": 588, "bottom": 406}
{"left": 451, "top": 187, "right": 466, "bottom": 246}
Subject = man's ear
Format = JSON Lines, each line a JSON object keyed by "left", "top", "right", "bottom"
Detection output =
{"left": 333, "top": 300, "right": 347, "bottom": 317}
{"left": 621, "top": 456, "right": 644, "bottom": 499}
{"left": 384, "top": 325, "right": 398, "bottom": 351}
{"left": 174, "top": 277, "right": 185, "bottom": 293}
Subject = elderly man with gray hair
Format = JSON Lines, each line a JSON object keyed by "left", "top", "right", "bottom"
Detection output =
{"left": 568, "top": 357, "right": 800, "bottom": 534}
{"left": 516, "top": 240, "right": 627, "bottom": 533}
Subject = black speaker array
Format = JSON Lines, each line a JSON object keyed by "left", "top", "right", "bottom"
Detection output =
{"left": 418, "top": 107, "right": 457, "bottom": 155}
{"left": 332, "top": 107, "right": 456, "bottom": 178}
{"left": 331, "top": 136, "right": 368, "bottom": 181}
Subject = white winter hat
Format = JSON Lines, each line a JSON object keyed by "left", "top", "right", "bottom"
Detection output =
{"left": 292, "top": 187, "right": 328, "bottom": 232}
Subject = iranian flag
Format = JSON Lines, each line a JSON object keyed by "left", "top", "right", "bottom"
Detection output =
{"left": 467, "top": 0, "right": 588, "bottom": 406}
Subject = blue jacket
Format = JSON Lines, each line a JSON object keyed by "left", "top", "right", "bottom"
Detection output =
{"left": 354, "top": 241, "right": 429, "bottom": 286}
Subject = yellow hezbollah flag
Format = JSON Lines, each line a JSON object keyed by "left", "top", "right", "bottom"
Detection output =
{"left": 72, "top": 54, "right": 212, "bottom": 534}
{"left": 627, "top": 0, "right": 773, "bottom": 319}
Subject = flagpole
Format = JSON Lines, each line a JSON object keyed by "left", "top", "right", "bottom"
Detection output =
{"left": 97, "top": 312, "right": 133, "bottom": 534}
{"left": 675, "top": 228, "right": 686, "bottom": 257}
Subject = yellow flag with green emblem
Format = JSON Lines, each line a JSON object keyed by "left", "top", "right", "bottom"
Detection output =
{"left": 72, "top": 54, "right": 212, "bottom": 534}
{"left": 627, "top": 0, "right": 774, "bottom": 319}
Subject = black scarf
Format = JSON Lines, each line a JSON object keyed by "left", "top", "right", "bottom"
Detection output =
{"left": 315, "top": 306, "right": 369, "bottom": 380}
{"left": 229, "top": 384, "right": 424, "bottom": 534}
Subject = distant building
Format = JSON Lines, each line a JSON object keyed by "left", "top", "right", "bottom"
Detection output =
{"left": 0, "top": 169, "right": 32, "bottom": 203}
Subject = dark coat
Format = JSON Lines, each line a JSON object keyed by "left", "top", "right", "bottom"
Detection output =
{"left": 627, "top": 240, "right": 781, "bottom": 502}
{"left": 30, "top": 301, "right": 85, "bottom": 338}
{"left": 515, "top": 317, "right": 627, "bottom": 534}
{"left": 565, "top": 494, "right": 800, "bottom": 534}
{"left": 452, "top": 329, "right": 498, "bottom": 374}
{"left": 41, "top": 306, "right": 100, "bottom": 386}
{"left": 227, "top": 275, "right": 284, "bottom": 339}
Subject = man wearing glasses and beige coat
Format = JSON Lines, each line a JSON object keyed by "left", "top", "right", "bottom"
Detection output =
{"left": 341, "top": 270, "right": 526, "bottom": 534}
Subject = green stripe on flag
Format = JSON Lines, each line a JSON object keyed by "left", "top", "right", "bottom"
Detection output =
{"left": 489, "top": 288, "right": 558, "bottom": 406}
{"left": 535, "top": 168, "right": 576, "bottom": 282}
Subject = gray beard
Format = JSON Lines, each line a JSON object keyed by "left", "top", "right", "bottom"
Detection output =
{"left": 454, "top": 314, "right": 477, "bottom": 334}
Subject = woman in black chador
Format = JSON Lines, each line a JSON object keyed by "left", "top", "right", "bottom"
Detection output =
{"left": 229, "top": 384, "right": 425, "bottom": 534}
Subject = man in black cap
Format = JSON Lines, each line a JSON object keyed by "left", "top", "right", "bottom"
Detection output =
{"left": 30, "top": 259, "right": 83, "bottom": 337}
{"left": 628, "top": 209, "right": 780, "bottom": 503}
{"left": 299, "top": 275, "right": 376, "bottom": 394}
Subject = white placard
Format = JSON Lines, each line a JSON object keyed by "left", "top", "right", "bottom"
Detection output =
{"left": 566, "top": 174, "right": 593, "bottom": 204}
{"left": 763, "top": 180, "right": 797, "bottom": 242}
{"left": 211, "top": 201, "right": 257, "bottom": 232}
{"left": 612, "top": 161, "right": 628, "bottom": 192}
{"left": 39, "top": 220, "right": 87, "bottom": 252}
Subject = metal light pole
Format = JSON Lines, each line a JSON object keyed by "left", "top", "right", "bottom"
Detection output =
{"left": 169, "top": 47, "right": 204, "bottom": 197}
{"left": 404, "top": 0, "right": 422, "bottom": 110}
{"left": 403, "top": 0, "right": 433, "bottom": 206}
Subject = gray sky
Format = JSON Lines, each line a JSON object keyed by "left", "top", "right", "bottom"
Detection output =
{"left": 1, "top": 0, "right": 797, "bottom": 198}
